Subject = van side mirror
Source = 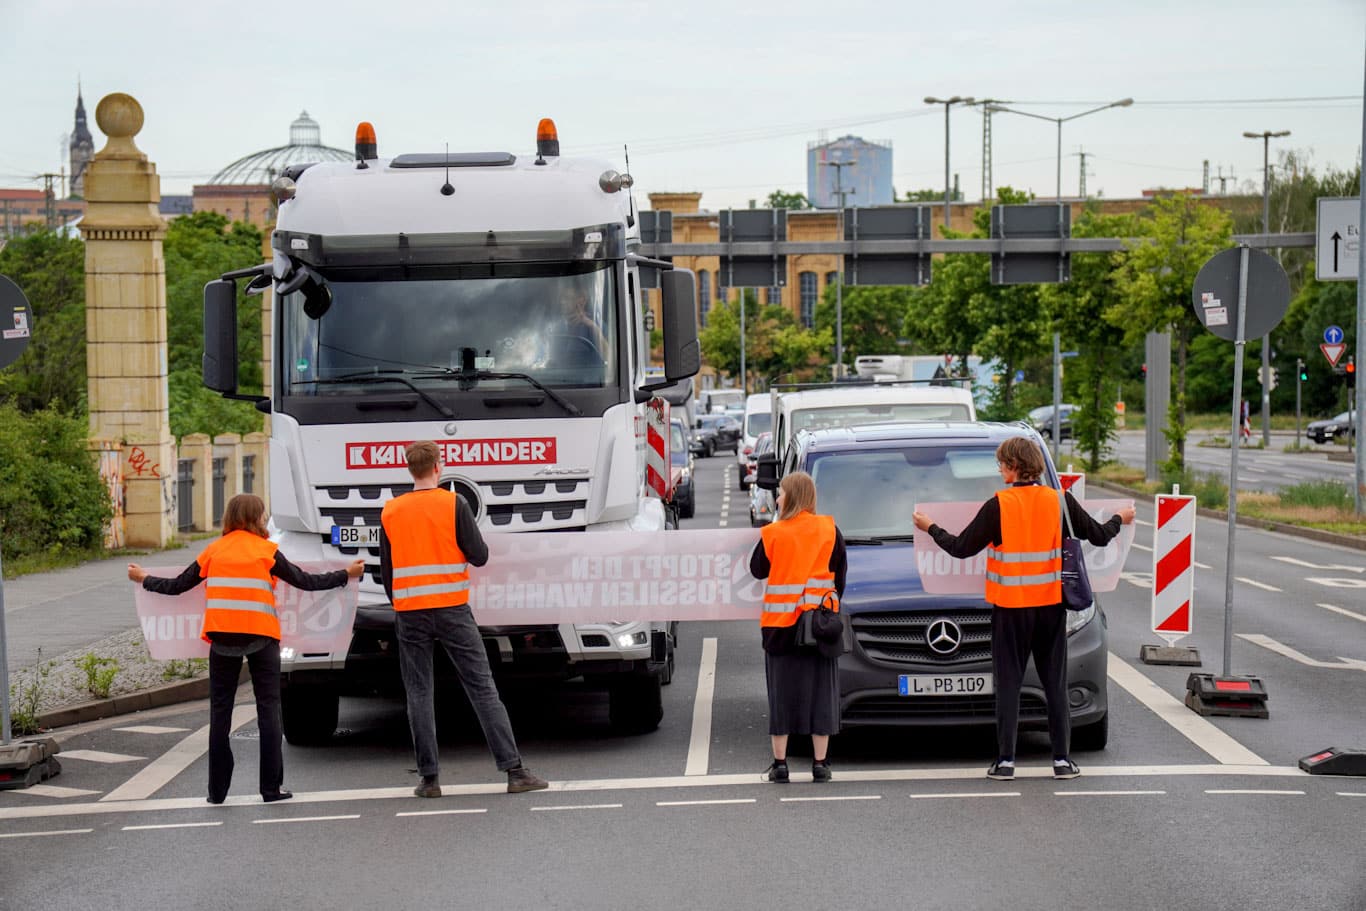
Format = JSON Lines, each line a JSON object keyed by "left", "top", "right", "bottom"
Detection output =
{"left": 755, "top": 454, "right": 779, "bottom": 491}
{"left": 202, "top": 279, "right": 239, "bottom": 393}
{"left": 659, "top": 269, "right": 700, "bottom": 383}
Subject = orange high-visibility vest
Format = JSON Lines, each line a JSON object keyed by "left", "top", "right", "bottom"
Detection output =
{"left": 381, "top": 488, "right": 470, "bottom": 612}
{"left": 985, "top": 485, "right": 1062, "bottom": 608}
{"left": 197, "top": 530, "right": 281, "bottom": 641}
{"left": 759, "top": 511, "right": 838, "bottom": 629}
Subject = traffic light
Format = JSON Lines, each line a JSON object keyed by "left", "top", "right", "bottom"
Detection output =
{"left": 1268, "top": 367, "right": 1278, "bottom": 390}
{"left": 1348, "top": 358, "right": 1357, "bottom": 383}
{"left": 1297, "top": 358, "right": 1307, "bottom": 382}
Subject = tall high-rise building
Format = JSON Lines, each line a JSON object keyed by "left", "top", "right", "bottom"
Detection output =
{"left": 806, "top": 135, "right": 893, "bottom": 209}
{"left": 69, "top": 85, "right": 95, "bottom": 199}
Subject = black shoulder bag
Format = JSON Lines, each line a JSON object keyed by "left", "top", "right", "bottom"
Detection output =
{"left": 1058, "top": 489, "right": 1095, "bottom": 611}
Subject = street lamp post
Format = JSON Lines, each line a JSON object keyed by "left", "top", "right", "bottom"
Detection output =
{"left": 925, "top": 96, "right": 975, "bottom": 229}
{"left": 1244, "top": 129, "right": 1290, "bottom": 448}
{"left": 984, "top": 98, "right": 1133, "bottom": 201}
{"left": 821, "top": 157, "right": 857, "bottom": 375}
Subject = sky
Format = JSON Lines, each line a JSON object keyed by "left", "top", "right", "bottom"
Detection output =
{"left": 2, "top": 0, "right": 1364, "bottom": 211}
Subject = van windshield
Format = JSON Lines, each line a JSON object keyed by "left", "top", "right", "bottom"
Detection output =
{"left": 808, "top": 446, "right": 1002, "bottom": 538}
{"left": 746, "top": 412, "right": 772, "bottom": 436}
{"left": 792, "top": 403, "right": 971, "bottom": 435}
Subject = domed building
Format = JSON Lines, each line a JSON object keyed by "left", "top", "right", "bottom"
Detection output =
{"left": 193, "top": 111, "right": 351, "bottom": 229}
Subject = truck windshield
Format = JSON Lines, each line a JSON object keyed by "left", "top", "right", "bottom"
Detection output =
{"left": 808, "top": 446, "right": 1002, "bottom": 538}
{"left": 282, "top": 264, "right": 619, "bottom": 396}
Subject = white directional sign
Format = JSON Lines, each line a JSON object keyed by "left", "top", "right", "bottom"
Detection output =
{"left": 1316, "top": 197, "right": 1360, "bottom": 281}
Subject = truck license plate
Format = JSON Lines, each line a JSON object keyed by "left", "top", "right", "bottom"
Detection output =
{"left": 331, "top": 525, "right": 380, "bottom": 547}
{"left": 898, "top": 674, "right": 993, "bottom": 696}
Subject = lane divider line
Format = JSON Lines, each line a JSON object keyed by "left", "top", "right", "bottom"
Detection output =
{"left": 59, "top": 749, "right": 145, "bottom": 764}
{"left": 0, "top": 828, "right": 93, "bottom": 839}
{"left": 122, "top": 821, "right": 223, "bottom": 831}
{"left": 529, "top": 803, "right": 623, "bottom": 812}
{"left": 779, "top": 795, "right": 882, "bottom": 803}
{"left": 114, "top": 726, "right": 192, "bottom": 735}
{"left": 657, "top": 798, "right": 756, "bottom": 807}
{"left": 1204, "top": 789, "right": 1304, "bottom": 796}
{"left": 395, "top": 808, "right": 488, "bottom": 817}
{"left": 11, "top": 785, "right": 101, "bottom": 799}
{"left": 1235, "top": 576, "right": 1282, "bottom": 592}
{"left": 251, "top": 814, "right": 361, "bottom": 825}
{"left": 910, "top": 792, "right": 1019, "bottom": 799}
{"left": 1106, "top": 653, "right": 1269, "bottom": 766}
{"left": 1319, "top": 603, "right": 1366, "bottom": 624}
{"left": 684, "top": 638, "right": 719, "bottom": 776}
{"left": 1055, "top": 790, "right": 1166, "bottom": 797}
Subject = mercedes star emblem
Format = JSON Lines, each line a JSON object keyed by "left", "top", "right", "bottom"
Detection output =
{"left": 443, "top": 422, "right": 458, "bottom": 436}
{"left": 925, "top": 618, "right": 963, "bottom": 655}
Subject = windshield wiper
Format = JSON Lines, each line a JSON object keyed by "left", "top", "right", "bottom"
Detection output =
{"left": 843, "top": 536, "right": 885, "bottom": 546}
{"left": 873, "top": 534, "right": 917, "bottom": 543}
{"left": 415, "top": 369, "right": 583, "bottom": 417}
{"left": 295, "top": 373, "right": 456, "bottom": 419}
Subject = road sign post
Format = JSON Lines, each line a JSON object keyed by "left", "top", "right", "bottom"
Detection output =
{"left": 1186, "top": 245, "right": 1288, "bottom": 716}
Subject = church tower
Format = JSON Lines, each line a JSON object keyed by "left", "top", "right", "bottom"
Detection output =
{"left": 69, "top": 85, "right": 95, "bottom": 198}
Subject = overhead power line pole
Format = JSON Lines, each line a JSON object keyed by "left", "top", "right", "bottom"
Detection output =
{"left": 822, "top": 157, "right": 857, "bottom": 376}
{"left": 1243, "top": 128, "right": 1291, "bottom": 447}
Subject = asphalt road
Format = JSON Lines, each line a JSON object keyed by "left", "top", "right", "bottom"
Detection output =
{"left": 1096, "top": 428, "right": 1355, "bottom": 494}
{"left": 3, "top": 454, "right": 1365, "bottom": 910}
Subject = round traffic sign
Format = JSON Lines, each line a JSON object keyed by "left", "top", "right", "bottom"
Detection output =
{"left": 1190, "top": 247, "right": 1290, "bottom": 342}
{"left": 1325, "top": 325, "right": 1345, "bottom": 345}
{"left": 0, "top": 274, "right": 34, "bottom": 370}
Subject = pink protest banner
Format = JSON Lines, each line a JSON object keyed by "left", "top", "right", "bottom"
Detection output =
{"left": 133, "top": 562, "right": 359, "bottom": 660}
{"left": 914, "top": 498, "right": 1135, "bottom": 596}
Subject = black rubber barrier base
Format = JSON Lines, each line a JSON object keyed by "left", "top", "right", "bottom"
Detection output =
{"left": 1299, "top": 747, "right": 1366, "bottom": 776}
{"left": 0, "top": 738, "right": 62, "bottom": 790}
{"left": 1185, "top": 673, "right": 1269, "bottom": 719}
{"left": 1140, "top": 644, "right": 1203, "bottom": 667}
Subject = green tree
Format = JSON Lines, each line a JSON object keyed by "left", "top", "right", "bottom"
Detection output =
{"left": 813, "top": 285, "right": 912, "bottom": 369}
{"left": 699, "top": 291, "right": 830, "bottom": 387}
{"left": 163, "top": 211, "right": 265, "bottom": 438}
{"left": 902, "top": 188, "right": 958, "bottom": 203}
{"left": 1110, "top": 194, "right": 1233, "bottom": 470}
{"left": 765, "top": 190, "right": 810, "bottom": 210}
{"left": 0, "top": 230, "right": 87, "bottom": 413}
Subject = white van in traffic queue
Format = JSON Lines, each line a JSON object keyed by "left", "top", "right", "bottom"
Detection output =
{"left": 737, "top": 393, "right": 773, "bottom": 491}
{"left": 769, "top": 380, "right": 977, "bottom": 463}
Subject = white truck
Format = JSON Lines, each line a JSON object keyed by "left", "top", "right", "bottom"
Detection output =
{"left": 202, "top": 119, "right": 699, "bottom": 741}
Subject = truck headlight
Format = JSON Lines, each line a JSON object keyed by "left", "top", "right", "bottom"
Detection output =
{"left": 280, "top": 646, "right": 296, "bottom": 661}
{"left": 1065, "top": 605, "right": 1095, "bottom": 636}
{"left": 616, "top": 631, "right": 648, "bottom": 648}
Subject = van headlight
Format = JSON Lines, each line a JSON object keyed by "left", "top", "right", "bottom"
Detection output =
{"left": 616, "top": 631, "right": 649, "bottom": 648}
{"left": 1065, "top": 605, "right": 1095, "bottom": 635}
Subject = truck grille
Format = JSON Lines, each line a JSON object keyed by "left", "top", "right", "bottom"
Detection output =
{"left": 851, "top": 609, "right": 993, "bottom": 666}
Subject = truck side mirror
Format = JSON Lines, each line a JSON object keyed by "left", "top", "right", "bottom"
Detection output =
{"left": 659, "top": 269, "right": 700, "bottom": 383}
{"left": 755, "top": 454, "right": 779, "bottom": 491}
{"left": 202, "top": 279, "right": 239, "bottom": 394}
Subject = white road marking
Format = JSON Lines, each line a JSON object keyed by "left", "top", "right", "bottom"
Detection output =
{"left": 59, "top": 749, "right": 144, "bottom": 764}
{"left": 0, "top": 765, "right": 1319, "bottom": 823}
{"left": 1131, "top": 543, "right": 1153, "bottom": 552}
{"left": 101, "top": 704, "right": 255, "bottom": 802}
{"left": 1237, "top": 634, "right": 1366, "bottom": 671}
{"left": 122, "top": 821, "right": 223, "bottom": 831}
{"left": 0, "top": 828, "right": 93, "bottom": 839}
{"left": 1236, "top": 577, "right": 1282, "bottom": 592}
{"left": 1106, "top": 653, "right": 1269, "bottom": 766}
{"left": 779, "top": 795, "right": 882, "bottom": 803}
{"left": 1195, "top": 561, "right": 1212, "bottom": 570}
{"left": 1055, "top": 790, "right": 1166, "bottom": 797}
{"left": 684, "top": 637, "right": 719, "bottom": 777}
{"left": 1272, "top": 556, "right": 1363, "bottom": 574}
{"left": 1205, "top": 789, "right": 1304, "bottom": 796}
{"left": 252, "top": 814, "right": 361, "bottom": 825}
{"left": 11, "top": 785, "right": 101, "bottom": 799}
{"left": 1307, "top": 576, "right": 1366, "bottom": 590}
{"left": 395, "top": 808, "right": 488, "bottom": 817}
{"left": 1335, "top": 792, "right": 1366, "bottom": 798}
{"left": 1135, "top": 519, "right": 1152, "bottom": 527}
{"left": 1319, "top": 602, "right": 1366, "bottom": 624}
{"left": 114, "top": 725, "right": 191, "bottom": 735}
{"left": 657, "top": 798, "right": 756, "bottom": 807}
{"left": 718, "top": 520, "right": 728, "bottom": 527}
{"left": 530, "top": 803, "right": 623, "bottom": 812}
{"left": 910, "top": 792, "right": 1019, "bottom": 799}
{"left": 1121, "top": 572, "right": 1152, "bottom": 589}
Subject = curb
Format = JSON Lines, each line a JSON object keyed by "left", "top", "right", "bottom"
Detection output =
{"left": 1090, "top": 480, "right": 1366, "bottom": 553}
{"left": 34, "top": 666, "right": 248, "bottom": 731}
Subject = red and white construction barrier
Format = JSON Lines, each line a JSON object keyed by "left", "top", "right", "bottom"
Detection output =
{"left": 644, "top": 397, "right": 670, "bottom": 500}
{"left": 1151, "top": 492, "right": 1196, "bottom": 645}
{"left": 1058, "top": 470, "right": 1086, "bottom": 501}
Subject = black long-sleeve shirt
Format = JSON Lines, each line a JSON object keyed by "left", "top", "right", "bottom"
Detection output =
{"left": 927, "top": 482, "right": 1122, "bottom": 559}
{"left": 750, "top": 524, "right": 848, "bottom": 655}
{"left": 141, "top": 553, "right": 350, "bottom": 653}
{"left": 379, "top": 492, "right": 488, "bottom": 606}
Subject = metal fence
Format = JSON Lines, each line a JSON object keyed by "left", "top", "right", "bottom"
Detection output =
{"left": 242, "top": 454, "right": 256, "bottom": 495}
{"left": 176, "top": 460, "right": 194, "bottom": 532}
{"left": 211, "top": 457, "right": 227, "bottom": 526}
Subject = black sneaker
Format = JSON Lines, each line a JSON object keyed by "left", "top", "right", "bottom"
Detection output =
{"left": 414, "top": 775, "right": 442, "bottom": 798}
{"left": 1053, "top": 758, "right": 1081, "bottom": 780}
{"left": 811, "top": 760, "right": 832, "bottom": 783}
{"left": 764, "top": 760, "right": 790, "bottom": 783}
{"left": 986, "top": 759, "right": 1015, "bottom": 781}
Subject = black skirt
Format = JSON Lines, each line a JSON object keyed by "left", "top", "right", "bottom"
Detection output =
{"left": 765, "top": 648, "right": 840, "bottom": 736}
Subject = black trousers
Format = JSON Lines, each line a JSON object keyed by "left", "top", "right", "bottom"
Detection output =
{"left": 991, "top": 604, "right": 1069, "bottom": 760}
{"left": 208, "top": 640, "right": 283, "bottom": 800}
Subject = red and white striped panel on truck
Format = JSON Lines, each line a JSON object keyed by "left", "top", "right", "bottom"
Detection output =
{"left": 644, "top": 397, "right": 670, "bottom": 499}
{"left": 1151, "top": 492, "right": 1196, "bottom": 645}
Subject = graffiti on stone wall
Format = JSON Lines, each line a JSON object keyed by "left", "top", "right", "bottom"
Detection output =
{"left": 128, "top": 446, "right": 161, "bottom": 478}
{"left": 95, "top": 441, "right": 126, "bottom": 549}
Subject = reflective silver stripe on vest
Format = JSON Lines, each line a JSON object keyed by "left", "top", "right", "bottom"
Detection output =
{"left": 806, "top": 577, "right": 835, "bottom": 588}
{"left": 764, "top": 582, "right": 806, "bottom": 595}
{"left": 206, "top": 576, "right": 274, "bottom": 592}
{"left": 801, "top": 594, "right": 835, "bottom": 606}
{"left": 206, "top": 598, "right": 277, "bottom": 616}
{"left": 985, "top": 548, "right": 1061, "bottom": 563}
{"left": 985, "top": 571, "right": 1062, "bottom": 586}
{"left": 393, "top": 563, "right": 468, "bottom": 579}
{"left": 762, "top": 601, "right": 800, "bottom": 613}
{"left": 396, "top": 581, "right": 471, "bottom": 600}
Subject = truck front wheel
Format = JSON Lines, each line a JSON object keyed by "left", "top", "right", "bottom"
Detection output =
{"left": 282, "top": 686, "right": 340, "bottom": 745}
{"left": 608, "top": 675, "right": 663, "bottom": 734}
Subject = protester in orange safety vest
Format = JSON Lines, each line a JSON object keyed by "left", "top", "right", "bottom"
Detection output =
{"left": 379, "top": 440, "right": 549, "bottom": 798}
{"left": 913, "top": 437, "right": 1134, "bottom": 783}
{"left": 749, "top": 471, "right": 847, "bottom": 784}
{"left": 128, "top": 494, "right": 363, "bottom": 804}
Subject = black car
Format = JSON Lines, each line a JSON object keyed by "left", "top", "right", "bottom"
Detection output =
{"left": 1027, "top": 404, "right": 1078, "bottom": 441}
{"left": 693, "top": 414, "right": 742, "bottom": 457}
{"left": 669, "top": 418, "right": 695, "bottom": 519}
{"left": 1306, "top": 410, "right": 1357, "bottom": 444}
{"left": 755, "top": 421, "right": 1109, "bottom": 749}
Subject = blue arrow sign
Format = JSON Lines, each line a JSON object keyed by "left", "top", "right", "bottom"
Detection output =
{"left": 1325, "top": 325, "right": 1345, "bottom": 344}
